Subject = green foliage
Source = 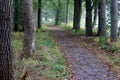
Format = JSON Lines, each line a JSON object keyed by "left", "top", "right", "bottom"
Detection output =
{"left": 75, "top": 29, "right": 85, "bottom": 36}
{"left": 33, "top": 0, "right": 38, "bottom": 12}
{"left": 13, "top": 32, "right": 23, "bottom": 52}
{"left": 98, "top": 37, "right": 119, "bottom": 52}
{"left": 99, "top": 37, "right": 108, "bottom": 45}
{"left": 52, "top": 64, "right": 66, "bottom": 73}
{"left": 13, "top": 60, "right": 22, "bottom": 68}
{"left": 59, "top": 23, "right": 73, "bottom": 30}
{"left": 13, "top": 0, "right": 24, "bottom": 31}
{"left": 59, "top": 23, "right": 85, "bottom": 36}
{"left": 107, "top": 45, "right": 118, "bottom": 52}
{"left": 13, "top": 25, "right": 68, "bottom": 79}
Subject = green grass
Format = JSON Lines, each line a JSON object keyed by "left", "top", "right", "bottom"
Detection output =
{"left": 13, "top": 25, "right": 68, "bottom": 80}
{"left": 59, "top": 23, "right": 73, "bottom": 30}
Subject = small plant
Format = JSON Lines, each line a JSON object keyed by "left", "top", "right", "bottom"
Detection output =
{"left": 107, "top": 45, "right": 118, "bottom": 52}
{"left": 75, "top": 29, "right": 85, "bottom": 36}
{"left": 99, "top": 37, "right": 110, "bottom": 50}
{"left": 99, "top": 37, "right": 108, "bottom": 45}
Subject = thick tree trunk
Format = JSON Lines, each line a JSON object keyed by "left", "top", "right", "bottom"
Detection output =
{"left": 85, "top": 0, "right": 93, "bottom": 36}
{"left": 98, "top": 0, "right": 106, "bottom": 37}
{"left": 55, "top": 0, "right": 61, "bottom": 25}
{"left": 38, "top": 0, "right": 42, "bottom": 28}
{"left": 66, "top": 0, "right": 69, "bottom": 24}
{"left": 21, "top": 0, "right": 35, "bottom": 58}
{"left": 73, "top": 0, "right": 82, "bottom": 31}
{"left": 0, "top": 0, "right": 14, "bottom": 80}
{"left": 110, "top": 0, "right": 118, "bottom": 42}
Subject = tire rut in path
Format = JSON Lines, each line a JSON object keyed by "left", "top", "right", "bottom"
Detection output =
{"left": 49, "top": 26, "right": 117, "bottom": 80}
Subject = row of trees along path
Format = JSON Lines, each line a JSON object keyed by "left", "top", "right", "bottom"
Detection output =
{"left": 0, "top": 0, "right": 35, "bottom": 79}
{"left": 0, "top": 0, "right": 119, "bottom": 80}
{"left": 47, "top": 24, "right": 117, "bottom": 80}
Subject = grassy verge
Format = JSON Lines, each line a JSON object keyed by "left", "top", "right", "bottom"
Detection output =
{"left": 59, "top": 23, "right": 120, "bottom": 74}
{"left": 13, "top": 25, "right": 68, "bottom": 80}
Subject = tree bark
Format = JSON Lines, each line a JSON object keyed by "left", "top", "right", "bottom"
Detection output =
{"left": 85, "top": 0, "right": 93, "bottom": 36}
{"left": 65, "top": 0, "right": 69, "bottom": 24}
{"left": 21, "top": 0, "right": 35, "bottom": 58}
{"left": 55, "top": 0, "right": 61, "bottom": 25}
{"left": 98, "top": 0, "right": 106, "bottom": 37}
{"left": 110, "top": 0, "right": 118, "bottom": 42}
{"left": 38, "top": 0, "right": 42, "bottom": 28}
{"left": 73, "top": 0, "right": 82, "bottom": 31}
{"left": 0, "top": 0, "right": 14, "bottom": 80}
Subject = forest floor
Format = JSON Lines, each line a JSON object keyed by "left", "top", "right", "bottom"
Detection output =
{"left": 47, "top": 24, "right": 119, "bottom": 80}
{"left": 13, "top": 25, "right": 68, "bottom": 80}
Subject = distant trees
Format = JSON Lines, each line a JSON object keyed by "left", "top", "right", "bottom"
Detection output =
{"left": 55, "top": 0, "right": 61, "bottom": 25}
{"left": 20, "top": 0, "right": 119, "bottom": 43}
{"left": 38, "top": 0, "right": 42, "bottom": 28}
{"left": 92, "top": 0, "right": 98, "bottom": 28}
{"left": 40, "top": 0, "right": 119, "bottom": 42}
{"left": 73, "top": 0, "right": 82, "bottom": 31}
{"left": 12, "top": 0, "right": 119, "bottom": 46}
{"left": 0, "top": 0, "right": 14, "bottom": 80}
{"left": 85, "top": 0, "right": 93, "bottom": 36}
{"left": 110, "top": 0, "right": 118, "bottom": 42}
{"left": 21, "top": 0, "right": 35, "bottom": 58}
{"left": 13, "top": 0, "right": 24, "bottom": 32}
{"left": 66, "top": 0, "right": 70, "bottom": 24}
{"left": 98, "top": 0, "right": 106, "bottom": 37}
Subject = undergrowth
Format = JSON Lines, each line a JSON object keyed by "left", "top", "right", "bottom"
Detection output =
{"left": 13, "top": 25, "right": 68, "bottom": 80}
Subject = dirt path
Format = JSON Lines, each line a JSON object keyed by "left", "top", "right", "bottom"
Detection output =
{"left": 47, "top": 24, "right": 117, "bottom": 80}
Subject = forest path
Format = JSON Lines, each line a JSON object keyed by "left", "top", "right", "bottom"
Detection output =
{"left": 47, "top": 24, "right": 117, "bottom": 80}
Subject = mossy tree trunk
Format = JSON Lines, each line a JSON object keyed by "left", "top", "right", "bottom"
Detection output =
{"left": 21, "top": 0, "right": 35, "bottom": 58}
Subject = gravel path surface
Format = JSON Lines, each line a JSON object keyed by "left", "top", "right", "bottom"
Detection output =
{"left": 48, "top": 25, "right": 117, "bottom": 80}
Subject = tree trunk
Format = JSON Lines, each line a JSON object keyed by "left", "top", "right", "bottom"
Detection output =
{"left": 110, "top": 0, "right": 118, "bottom": 42}
{"left": 0, "top": 0, "right": 14, "bottom": 80}
{"left": 92, "top": 2, "right": 98, "bottom": 28}
{"left": 73, "top": 0, "right": 82, "bottom": 31}
{"left": 13, "top": 0, "right": 20, "bottom": 32}
{"left": 13, "top": 0, "right": 24, "bottom": 32}
{"left": 55, "top": 0, "right": 61, "bottom": 25}
{"left": 13, "top": 24, "right": 19, "bottom": 32}
{"left": 65, "top": 0, "right": 69, "bottom": 24}
{"left": 21, "top": 0, "right": 35, "bottom": 58}
{"left": 38, "top": 0, "right": 42, "bottom": 28}
{"left": 85, "top": 0, "right": 93, "bottom": 36}
{"left": 98, "top": 0, "right": 106, "bottom": 37}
